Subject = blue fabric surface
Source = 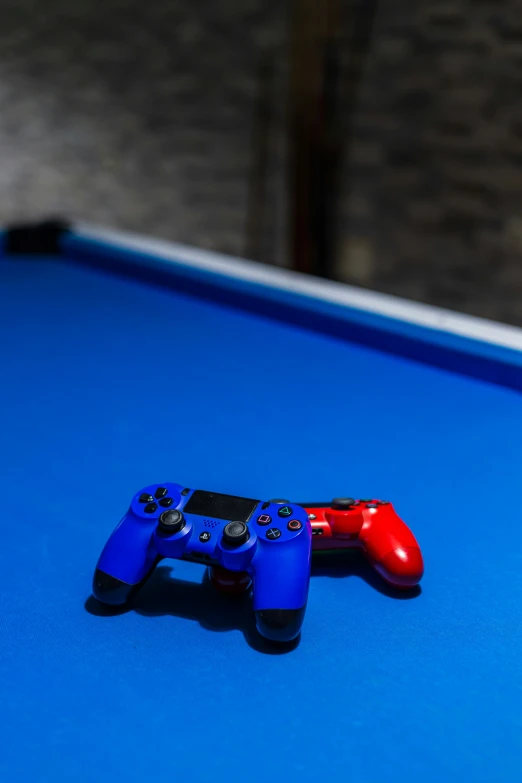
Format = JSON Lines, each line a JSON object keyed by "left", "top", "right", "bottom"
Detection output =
{"left": 0, "top": 257, "right": 521, "bottom": 782}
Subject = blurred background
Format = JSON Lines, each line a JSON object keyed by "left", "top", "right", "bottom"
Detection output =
{"left": 1, "top": 0, "right": 521, "bottom": 325}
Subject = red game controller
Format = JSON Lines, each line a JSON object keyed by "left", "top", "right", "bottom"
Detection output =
{"left": 210, "top": 497, "right": 424, "bottom": 595}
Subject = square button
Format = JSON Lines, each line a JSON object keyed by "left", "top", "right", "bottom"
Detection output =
{"left": 257, "top": 514, "right": 271, "bottom": 526}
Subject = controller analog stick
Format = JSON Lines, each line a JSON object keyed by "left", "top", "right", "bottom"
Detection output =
{"left": 331, "top": 497, "right": 356, "bottom": 510}
{"left": 222, "top": 521, "right": 250, "bottom": 546}
{"left": 158, "top": 509, "right": 185, "bottom": 534}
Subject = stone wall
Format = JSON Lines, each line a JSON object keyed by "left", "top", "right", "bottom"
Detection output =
{"left": 1, "top": 0, "right": 521, "bottom": 324}
{"left": 337, "top": 0, "right": 522, "bottom": 324}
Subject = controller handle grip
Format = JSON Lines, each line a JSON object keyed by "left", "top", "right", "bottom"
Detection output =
{"left": 250, "top": 534, "right": 311, "bottom": 642}
{"left": 359, "top": 505, "right": 424, "bottom": 588}
{"left": 93, "top": 512, "right": 159, "bottom": 605}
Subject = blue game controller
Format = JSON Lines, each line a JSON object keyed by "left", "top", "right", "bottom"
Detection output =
{"left": 93, "top": 483, "right": 312, "bottom": 642}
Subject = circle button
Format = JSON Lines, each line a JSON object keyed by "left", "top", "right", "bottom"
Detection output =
{"left": 287, "top": 519, "right": 302, "bottom": 531}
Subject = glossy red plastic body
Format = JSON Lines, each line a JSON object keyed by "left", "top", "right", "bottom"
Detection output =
{"left": 309, "top": 500, "right": 424, "bottom": 587}
{"left": 210, "top": 499, "right": 424, "bottom": 595}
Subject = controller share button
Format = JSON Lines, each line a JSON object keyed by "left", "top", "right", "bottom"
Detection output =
{"left": 287, "top": 519, "right": 302, "bottom": 532}
{"left": 266, "top": 528, "right": 282, "bottom": 540}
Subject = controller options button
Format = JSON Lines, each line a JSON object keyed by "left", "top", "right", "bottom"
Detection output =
{"left": 158, "top": 509, "right": 185, "bottom": 533}
{"left": 199, "top": 531, "right": 211, "bottom": 543}
{"left": 223, "top": 521, "right": 250, "bottom": 546}
{"left": 277, "top": 505, "right": 293, "bottom": 518}
{"left": 257, "top": 514, "right": 272, "bottom": 526}
{"left": 155, "top": 487, "right": 168, "bottom": 499}
{"left": 261, "top": 502, "right": 270, "bottom": 510}
{"left": 159, "top": 497, "right": 173, "bottom": 508}
{"left": 287, "top": 519, "right": 302, "bottom": 531}
{"left": 332, "top": 497, "right": 356, "bottom": 510}
{"left": 266, "top": 528, "right": 282, "bottom": 540}
{"left": 377, "top": 500, "right": 390, "bottom": 505}
{"left": 139, "top": 493, "right": 154, "bottom": 504}
{"left": 144, "top": 502, "right": 158, "bottom": 513}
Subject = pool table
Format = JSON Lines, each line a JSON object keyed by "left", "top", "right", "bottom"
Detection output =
{"left": 1, "top": 221, "right": 521, "bottom": 782}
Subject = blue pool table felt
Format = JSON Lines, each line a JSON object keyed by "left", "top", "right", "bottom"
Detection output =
{"left": 1, "top": 255, "right": 521, "bottom": 782}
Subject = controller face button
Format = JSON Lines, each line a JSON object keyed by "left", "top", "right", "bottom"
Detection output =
{"left": 266, "top": 527, "right": 282, "bottom": 540}
{"left": 159, "top": 497, "right": 173, "bottom": 508}
{"left": 144, "top": 502, "right": 158, "bottom": 513}
{"left": 139, "top": 493, "right": 154, "bottom": 504}
{"left": 158, "top": 509, "right": 185, "bottom": 533}
{"left": 222, "top": 521, "right": 250, "bottom": 546}
{"left": 331, "top": 497, "right": 356, "bottom": 509}
{"left": 277, "top": 505, "right": 293, "bottom": 518}
{"left": 155, "top": 487, "right": 168, "bottom": 499}
{"left": 199, "top": 531, "right": 211, "bottom": 543}
{"left": 257, "top": 514, "right": 272, "bottom": 526}
{"left": 287, "top": 519, "right": 302, "bottom": 531}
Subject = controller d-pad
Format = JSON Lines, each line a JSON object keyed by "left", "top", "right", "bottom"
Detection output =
{"left": 155, "top": 487, "right": 168, "bottom": 499}
{"left": 144, "top": 502, "right": 158, "bottom": 513}
{"left": 159, "top": 497, "right": 173, "bottom": 507}
{"left": 139, "top": 493, "right": 154, "bottom": 504}
{"left": 266, "top": 528, "right": 281, "bottom": 540}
